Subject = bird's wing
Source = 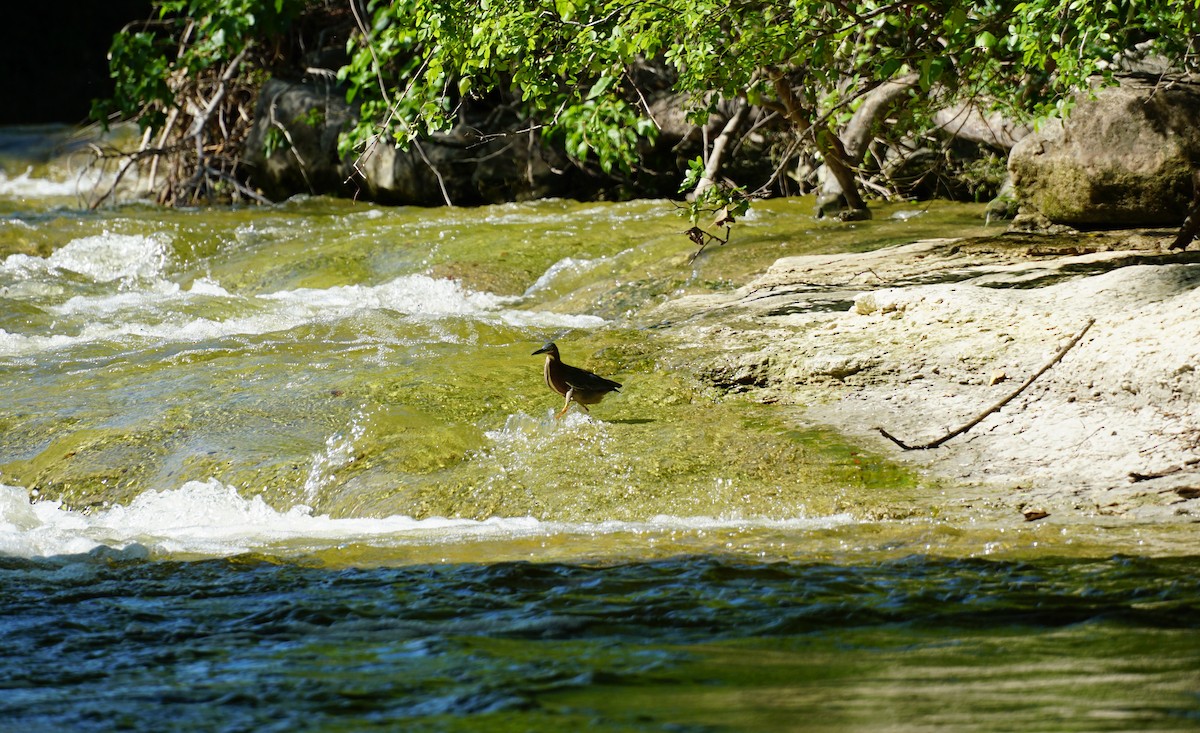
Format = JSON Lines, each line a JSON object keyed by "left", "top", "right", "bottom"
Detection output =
{"left": 561, "top": 364, "right": 621, "bottom": 392}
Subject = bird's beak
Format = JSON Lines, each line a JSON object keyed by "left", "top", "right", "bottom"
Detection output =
{"left": 531, "top": 345, "right": 550, "bottom": 356}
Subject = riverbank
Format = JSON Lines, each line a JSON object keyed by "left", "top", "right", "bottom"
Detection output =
{"left": 654, "top": 229, "right": 1200, "bottom": 524}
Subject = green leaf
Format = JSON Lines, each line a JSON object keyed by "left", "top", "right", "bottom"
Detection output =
{"left": 944, "top": 6, "right": 967, "bottom": 32}
{"left": 918, "top": 57, "right": 948, "bottom": 89}
{"left": 586, "top": 74, "right": 616, "bottom": 100}
{"left": 555, "top": 0, "right": 578, "bottom": 22}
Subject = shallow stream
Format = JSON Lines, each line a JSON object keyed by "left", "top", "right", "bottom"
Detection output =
{"left": 1, "top": 128, "right": 1197, "bottom": 731}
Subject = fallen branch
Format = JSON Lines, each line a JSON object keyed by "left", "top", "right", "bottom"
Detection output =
{"left": 877, "top": 317, "right": 1096, "bottom": 450}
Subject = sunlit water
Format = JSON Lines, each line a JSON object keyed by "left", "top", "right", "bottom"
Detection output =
{"left": 1, "top": 127, "right": 1198, "bottom": 731}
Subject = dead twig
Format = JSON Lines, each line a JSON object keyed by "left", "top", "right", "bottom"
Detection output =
{"left": 413, "top": 139, "right": 453, "bottom": 206}
{"left": 1130, "top": 457, "right": 1200, "bottom": 482}
{"left": 1131, "top": 466, "right": 1185, "bottom": 482}
{"left": 877, "top": 317, "right": 1096, "bottom": 450}
{"left": 685, "top": 223, "right": 730, "bottom": 263}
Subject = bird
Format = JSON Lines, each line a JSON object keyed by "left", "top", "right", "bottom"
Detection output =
{"left": 532, "top": 342, "right": 622, "bottom": 419}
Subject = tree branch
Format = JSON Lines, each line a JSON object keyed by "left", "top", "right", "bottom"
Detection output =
{"left": 413, "top": 139, "right": 453, "bottom": 206}
{"left": 772, "top": 73, "right": 867, "bottom": 212}
{"left": 877, "top": 318, "right": 1095, "bottom": 450}
{"left": 694, "top": 98, "right": 748, "bottom": 197}
{"left": 841, "top": 73, "right": 919, "bottom": 163}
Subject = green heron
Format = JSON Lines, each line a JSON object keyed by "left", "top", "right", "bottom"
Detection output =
{"left": 532, "top": 342, "right": 622, "bottom": 419}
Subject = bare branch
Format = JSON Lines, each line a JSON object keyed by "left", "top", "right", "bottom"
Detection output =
{"left": 693, "top": 99, "right": 748, "bottom": 198}
{"left": 878, "top": 318, "right": 1096, "bottom": 450}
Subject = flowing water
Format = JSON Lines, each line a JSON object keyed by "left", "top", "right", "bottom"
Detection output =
{"left": 2, "top": 127, "right": 1198, "bottom": 732}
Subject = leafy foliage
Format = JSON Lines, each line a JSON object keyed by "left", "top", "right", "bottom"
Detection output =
{"left": 90, "top": 0, "right": 315, "bottom": 205}
{"left": 329, "top": 0, "right": 1198, "bottom": 244}
{"left": 342, "top": 1, "right": 1199, "bottom": 147}
{"left": 97, "top": 0, "right": 1200, "bottom": 213}
{"left": 95, "top": 0, "right": 303, "bottom": 129}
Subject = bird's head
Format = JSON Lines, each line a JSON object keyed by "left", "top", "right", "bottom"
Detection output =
{"left": 531, "top": 342, "right": 559, "bottom": 358}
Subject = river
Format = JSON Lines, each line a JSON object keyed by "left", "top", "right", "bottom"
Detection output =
{"left": 1, "top": 127, "right": 1198, "bottom": 731}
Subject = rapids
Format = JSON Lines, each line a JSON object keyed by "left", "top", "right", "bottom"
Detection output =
{"left": 2, "top": 127, "right": 1198, "bottom": 732}
{"left": 1, "top": 160, "right": 983, "bottom": 531}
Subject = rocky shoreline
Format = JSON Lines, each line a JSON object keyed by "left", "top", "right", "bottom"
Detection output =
{"left": 654, "top": 230, "right": 1200, "bottom": 524}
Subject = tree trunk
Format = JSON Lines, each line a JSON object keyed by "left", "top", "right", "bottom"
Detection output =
{"left": 932, "top": 101, "right": 1030, "bottom": 151}
{"left": 841, "top": 73, "right": 919, "bottom": 162}
{"left": 772, "top": 75, "right": 867, "bottom": 214}
{"left": 816, "top": 74, "right": 922, "bottom": 216}
{"left": 817, "top": 129, "right": 867, "bottom": 212}
{"left": 694, "top": 98, "right": 749, "bottom": 198}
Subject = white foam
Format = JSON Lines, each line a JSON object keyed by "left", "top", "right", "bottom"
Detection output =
{"left": 52, "top": 233, "right": 172, "bottom": 282}
{"left": 481, "top": 410, "right": 613, "bottom": 464}
{"left": 301, "top": 407, "right": 370, "bottom": 503}
{"left": 0, "top": 267, "right": 602, "bottom": 357}
{"left": 0, "top": 166, "right": 95, "bottom": 198}
{"left": 50, "top": 279, "right": 186, "bottom": 317}
{"left": 265, "top": 273, "right": 518, "bottom": 315}
{"left": 0, "top": 480, "right": 851, "bottom": 560}
{"left": 0, "top": 328, "right": 82, "bottom": 356}
{"left": 265, "top": 274, "right": 604, "bottom": 329}
{"left": 3, "top": 232, "right": 172, "bottom": 284}
{"left": 0, "top": 480, "right": 521, "bottom": 558}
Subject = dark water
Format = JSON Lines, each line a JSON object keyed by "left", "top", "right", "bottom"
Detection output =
{"left": 3, "top": 552, "right": 1198, "bottom": 732}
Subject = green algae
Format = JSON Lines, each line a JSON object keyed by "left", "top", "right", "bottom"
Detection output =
{"left": 0, "top": 194, "right": 999, "bottom": 520}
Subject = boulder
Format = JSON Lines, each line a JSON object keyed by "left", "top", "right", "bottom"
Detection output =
{"left": 243, "top": 77, "right": 631, "bottom": 204}
{"left": 243, "top": 77, "right": 357, "bottom": 200}
{"left": 356, "top": 127, "right": 578, "bottom": 206}
{"left": 1008, "top": 75, "right": 1200, "bottom": 228}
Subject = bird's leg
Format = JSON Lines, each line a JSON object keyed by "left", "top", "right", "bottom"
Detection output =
{"left": 556, "top": 389, "right": 574, "bottom": 419}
